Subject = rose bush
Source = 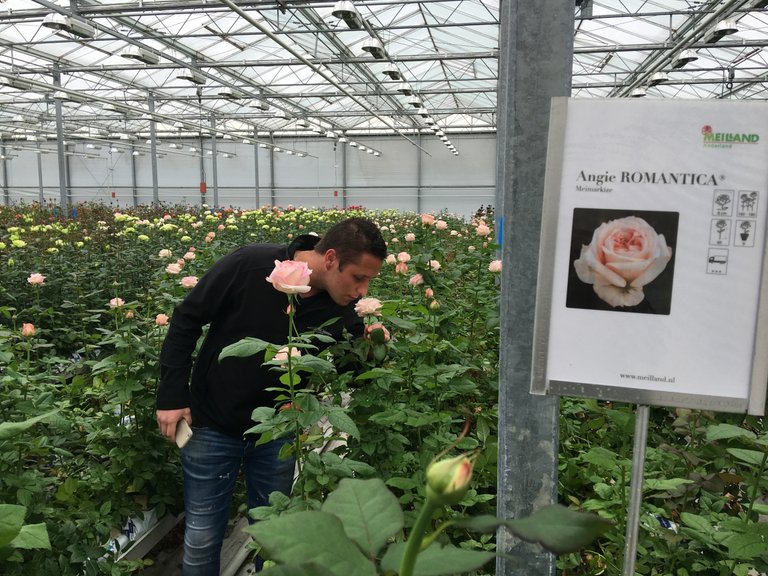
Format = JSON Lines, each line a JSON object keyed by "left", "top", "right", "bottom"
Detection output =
{"left": 573, "top": 215, "right": 672, "bottom": 307}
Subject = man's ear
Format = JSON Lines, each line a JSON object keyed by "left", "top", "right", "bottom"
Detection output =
{"left": 323, "top": 248, "right": 338, "bottom": 270}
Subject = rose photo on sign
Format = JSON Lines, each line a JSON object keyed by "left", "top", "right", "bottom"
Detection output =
{"left": 566, "top": 208, "right": 678, "bottom": 315}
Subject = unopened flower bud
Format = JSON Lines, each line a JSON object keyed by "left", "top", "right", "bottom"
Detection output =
{"left": 425, "top": 455, "right": 473, "bottom": 506}
{"left": 21, "top": 323, "right": 35, "bottom": 337}
{"left": 429, "top": 299, "right": 440, "bottom": 311}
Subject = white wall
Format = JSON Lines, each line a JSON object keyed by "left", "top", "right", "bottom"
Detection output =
{"left": 1, "top": 133, "right": 496, "bottom": 218}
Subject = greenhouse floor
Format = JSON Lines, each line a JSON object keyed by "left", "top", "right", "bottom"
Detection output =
{"left": 142, "top": 515, "right": 256, "bottom": 576}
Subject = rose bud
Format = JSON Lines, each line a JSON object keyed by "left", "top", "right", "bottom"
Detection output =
{"left": 425, "top": 455, "right": 473, "bottom": 506}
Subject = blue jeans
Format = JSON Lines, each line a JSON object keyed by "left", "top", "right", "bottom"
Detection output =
{"left": 181, "top": 427, "right": 295, "bottom": 575}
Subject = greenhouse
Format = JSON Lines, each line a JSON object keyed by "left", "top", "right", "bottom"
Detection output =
{"left": 1, "top": 1, "right": 768, "bottom": 575}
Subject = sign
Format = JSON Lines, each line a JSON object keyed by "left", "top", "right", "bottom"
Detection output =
{"left": 531, "top": 98, "right": 768, "bottom": 415}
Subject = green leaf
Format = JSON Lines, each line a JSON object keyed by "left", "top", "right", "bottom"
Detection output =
{"left": 0, "top": 504, "right": 26, "bottom": 548}
{"left": 321, "top": 478, "right": 403, "bottom": 559}
{"left": 644, "top": 478, "right": 694, "bottom": 491}
{"left": 579, "top": 447, "right": 621, "bottom": 470}
{"left": 727, "top": 533, "right": 768, "bottom": 559}
{"left": 680, "top": 513, "right": 713, "bottom": 535}
{"left": 386, "top": 316, "right": 418, "bottom": 331}
{"left": 706, "top": 424, "right": 757, "bottom": 442}
{"left": 0, "top": 409, "right": 60, "bottom": 441}
{"left": 248, "top": 511, "right": 378, "bottom": 576}
{"left": 296, "top": 355, "right": 336, "bottom": 374}
{"left": 9, "top": 523, "right": 50, "bottom": 550}
{"left": 380, "top": 542, "right": 496, "bottom": 576}
{"left": 261, "top": 564, "right": 337, "bottom": 576}
{"left": 218, "top": 337, "right": 272, "bottom": 361}
{"left": 327, "top": 408, "right": 361, "bottom": 440}
{"left": 502, "top": 505, "right": 613, "bottom": 554}
{"left": 726, "top": 448, "right": 766, "bottom": 467}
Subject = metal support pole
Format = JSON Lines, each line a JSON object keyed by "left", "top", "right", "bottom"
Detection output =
{"left": 253, "top": 129, "right": 260, "bottom": 209}
{"left": 210, "top": 116, "right": 219, "bottom": 208}
{"left": 130, "top": 144, "right": 138, "bottom": 207}
{"left": 198, "top": 133, "right": 206, "bottom": 208}
{"left": 52, "top": 67, "right": 68, "bottom": 210}
{"left": 340, "top": 140, "right": 347, "bottom": 209}
{"left": 495, "top": 1, "right": 573, "bottom": 575}
{"left": 1, "top": 141, "right": 8, "bottom": 205}
{"left": 269, "top": 133, "right": 275, "bottom": 207}
{"left": 36, "top": 144, "right": 44, "bottom": 203}
{"left": 623, "top": 404, "right": 651, "bottom": 576}
{"left": 416, "top": 132, "right": 422, "bottom": 213}
{"left": 147, "top": 92, "right": 159, "bottom": 205}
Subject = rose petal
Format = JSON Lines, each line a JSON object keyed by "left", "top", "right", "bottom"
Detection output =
{"left": 594, "top": 277, "right": 645, "bottom": 307}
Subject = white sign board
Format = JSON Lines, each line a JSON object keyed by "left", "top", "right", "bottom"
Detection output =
{"left": 532, "top": 98, "right": 768, "bottom": 415}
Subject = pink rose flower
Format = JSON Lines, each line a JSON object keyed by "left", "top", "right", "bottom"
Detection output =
{"left": 573, "top": 216, "right": 672, "bottom": 307}
{"left": 27, "top": 273, "right": 46, "bottom": 285}
{"left": 409, "top": 273, "right": 424, "bottom": 286}
{"left": 180, "top": 276, "right": 199, "bottom": 289}
{"left": 421, "top": 213, "right": 436, "bottom": 226}
{"left": 165, "top": 263, "right": 182, "bottom": 275}
{"left": 218, "top": 224, "right": 225, "bottom": 231}
{"left": 429, "top": 260, "right": 441, "bottom": 271}
{"left": 124, "top": 310, "right": 135, "bottom": 320}
{"left": 476, "top": 224, "right": 491, "bottom": 237}
{"left": 21, "top": 323, "right": 35, "bottom": 337}
{"left": 435, "top": 220, "right": 448, "bottom": 230}
{"left": 405, "top": 233, "right": 416, "bottom": 242}
{"left": 274, "top": 346, "right": 301, "bottom": 363}
{"left": 354, "top": 297, "right": 383, "bottom": 317}
{"left": 266, "top": 260, "right": 312, "bottom": 294}
{"left": 488, "top": 260, "right": 502, "bottom": 273}
{"left": 158, "top": 249, "right": 172, "bottom": 258}
{"left": 425, "top": 287, "right": 434, "bottom": 299}
{"left": 109, "top": 297, "right": 125, "bottom": 308}
{"left": 395, "top": 262, "right": 408, "bottom": 275}
{"left": 155, "top": 313, "right": 169, "bottom": 326}
{"left": 183, "top": 251, "right": 196, "bottom": 261}
{"left": 397, "top": 251, "right": 411, "bottom": 263}
{"left": 385, "top": 254, "right": 397, "bottom": 265}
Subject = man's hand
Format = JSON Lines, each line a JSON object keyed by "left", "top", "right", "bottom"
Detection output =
{"left": 364, "top": 322, "right": 390, "bottom": 343}
{"left": 156, "top": 408, "right": 192, "bottom": 442}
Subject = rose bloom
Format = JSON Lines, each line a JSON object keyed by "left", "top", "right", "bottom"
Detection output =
{"left": 274, "top": 346, "right": 301, "bottom": 363}
{"left": 395, "top": 262, "right": 408, "bottom": 275}
{"left": 180, "top": 276, "right": 199, "bottom": 289}
{"left": 488, "top": 259, "right": 502, "bottom": 273}
{"left": 21, "top": 323, "right": 35, "bottom": 337}
{"left": 27, "top": 273, "right": 46, "bottom": 285}
{"left": 425, "top": 287, "right": 434, "bottom": 299}
{"left": 429, "top": 260, "right": 441, "bottom": 271}
{"left": 409, "top": 273, "right": 424, "bottom": 286}
{"left": 396, "top": 251, "right": 411, "bottom": 263}
{"left": 166, "top": 263, "right": 182, "bottom": 275}
{"left": 573, "top": 216, "right": 672, "bottom": 307}
{"left": 266, "top": 260, "right": 312, "bottom": 294}
{"left": 124, "top": 310, "right": 135, "bottom": 320}
{"left": 155, "top": 313, "right": 169, "bottom": 326}
{"left": 176, "top": 258, "right": 186, "bottom": 267}
{"left": 435, "top": 220, "right": 448, "bottom": 230}
{"left": 158, "top": 249, "right": 172, "bottom": 258}
{"left": 405, "top": 232, "right": 416, "bottom": 242}
{"left": 468, "top": 245, "right": 475, "bottom": 252}
{"left": 385, "top": 254, "right": 397, "bottom": 265}
{"left": 354, "top": 297, "right": 383, "bottom": 317}
{"left": 183, "top": 251, "right": 196, "bottom": 261}
{"left": 476, "top": 224, "right": 491, "bottom": 237}
{"left": 109, "top": 297, "right": 125, "bottom": 308}
{"left": 421, "top": 213, "right": 436, "bottom": 226}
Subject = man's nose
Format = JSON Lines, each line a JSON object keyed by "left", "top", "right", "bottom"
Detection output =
{"left": 358, "top": 281, "right": 370, "bottom": 297}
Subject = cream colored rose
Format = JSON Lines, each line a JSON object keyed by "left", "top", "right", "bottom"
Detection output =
{"left": 573, "top": 216, "right": 672, "bottom": 307}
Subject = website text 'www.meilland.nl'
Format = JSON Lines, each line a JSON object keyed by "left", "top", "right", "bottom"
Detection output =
{"left": 619, "top": 373, "right": 676, "bottom": 384}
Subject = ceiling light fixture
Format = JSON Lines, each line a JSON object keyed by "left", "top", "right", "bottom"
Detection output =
{"left": 248, "top": 99, "right": 270, "bottom": 111}
{"left": 382, "top": 63, "right": 401, "bottom": 80}
{"left": 648, "top": 72, "right": 669, "bottom": 86}
{"left": 177, "top": 69, "right": 206, "bottom": 85}
{"left": 331, "top": 1, "right": 363, "bottom": 30}
{"left": 671, "top": 50, "right": 698, "bottom": 69}
{"left": 120, "top": 46, "right": 160, "bottom": 65}
{"left": 630, "top": 87, "right": 646, "bottom": 98}
{"left": 408, "top": 95, "right": 422, "bottom": 108}
{"left": 417, "top": 107, "right": 429, "bottom": 118}
{"left": 41, "top": 13, "right": 95, "bottom": 39}
{"left": 218, "top": 87, "right": 241, "bottom": 99}
{"left": 397, "top": 82, "right": 413, "bottom": 96}
{"left": 0, "top": 76, "right": 35, "bottom": 91}
{"left": 362, "top": 38, "right": 387, "bottom": 60}
{"left": 705, "top": 20, "right": 738, "bottom": 43}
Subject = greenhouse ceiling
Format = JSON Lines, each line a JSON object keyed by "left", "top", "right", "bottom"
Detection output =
{"left": 0, "top": 0, "right": 766, "bottom": 151}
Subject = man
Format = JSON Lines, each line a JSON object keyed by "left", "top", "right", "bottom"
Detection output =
{"left": 155, "top": 216, "right": 387, "bottom": 575}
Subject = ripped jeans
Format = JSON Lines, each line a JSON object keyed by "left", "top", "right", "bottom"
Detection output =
{"left": 181, "top": 427, "right": 296, "bottom": 575}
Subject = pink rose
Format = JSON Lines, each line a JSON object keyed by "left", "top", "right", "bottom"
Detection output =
{"left": 27, "top": 273, "right": 46, "bottom": 285}
{"left": 124, "top": 310, "right": 135, "bottom": 320}
{"left": 274, "top": 346, "right": 301, "bottom": 363}
{"left": 397, "top": 252, "right": 411, "bottom": 263}
{"left": 421, "top": 213, "right": 436, "bottom": 226}
{"left": 165, "top": 263, "right": 182, "bottom": 275}
{"left": 573, "top": 216, "right": 672, "bottom": 307}
{"left": 435, "top": 220, "right": 448, "bottom": 230}
{"left": 405, "top": 233, "right": 416, "bottom": 242}
{"left": 266, "top": 260, "right": 312, "bottom": 294}
{"left": 476, "top": 224, "right": 491, "bottom": 237}
{"left": 183, "top": 251, "right": 195, "bottom": 260}
{"left": 109, "top": 297, "right": 125, "bottom": 308}
{"left": 158, "top": 249, "right": 172, "bottom": 258}
{"left": 429, "top": 260, "right": 441, "bottom": 271}
{"left": 354, "top": 297, "right": 383, "bottom": 317}
{"left": 425, "top": 287, "right": 434, "bottom": 299}
{"left": 180, "top": 276, "right": 199, "bottom": 288}
{"left": 21, "top": 323, "right": 35, "bottom": 337}
{"left": 488, "top": 260, "right": 502, "bottom": 273}
{"left": 395, "top": 262, "right": 408, "bottom": 275}
{"left": 409, "top": 273, "right": 424, "bottom": 286}
{"left": 386, "top": 254, "right": 397, "bottom": 265}
{"left": 155, "top": 313, "right": 169, "bottom": 326}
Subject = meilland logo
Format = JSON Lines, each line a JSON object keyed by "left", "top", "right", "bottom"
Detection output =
{"left": 702, "top": 125, "right": 759, "bottom": 148}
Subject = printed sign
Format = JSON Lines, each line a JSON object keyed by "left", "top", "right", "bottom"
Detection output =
{"left": 532, "top": 98, "right": 768, "bottom": 415}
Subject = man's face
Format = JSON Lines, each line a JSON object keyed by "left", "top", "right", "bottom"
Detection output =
{"left": 323, "top": 251, "right": 382, "bottom": 306}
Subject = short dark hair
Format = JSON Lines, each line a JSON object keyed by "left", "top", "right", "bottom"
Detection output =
{"left": 315, "top": 217, "right": 386, "bottom": 268}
